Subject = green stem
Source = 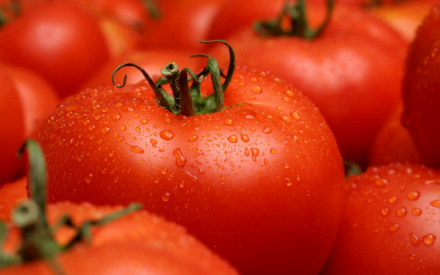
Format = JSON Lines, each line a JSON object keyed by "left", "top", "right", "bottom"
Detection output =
{"left": 254, "top": 0, "right": 334, "bottom": 39}
{"left": 161, "top": 62, "right": 181, "bottom": 110}
{"left": 142, "top": 0, "right": 160, "bottom": 20}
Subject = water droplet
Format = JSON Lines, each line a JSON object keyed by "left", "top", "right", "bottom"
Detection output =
{"left": 100, "top": 127, "right": 110, "bottom": 134}
{"left": 376, "top": 179, "right": 388, "bottom": 187}
{"left": 284, "top": 164, "right": 289, "bottom": 169}
{"left": 407, "top": 191, "right": 420, "bottom": 201}
{"left": 276, "top": 106, "right": 282, "bottom": 111}
{"left": 94, "top": 115, "right": 101, "bottom": 120}
{"left": 389, "top": 197, "right": 398, "bottom": 203}
{"left": 291, "top": 112, "right": 300, "bottom": 120}
{"left": 112, "top": 114, "right": 121, "bottom": 121}
{"left": 151, "top": 139, "right": 157, "bottom": 148}
{"left": 409, "top": 233, "right": 420, "bottom": 246}
{"left": 286, "top": 178, "right": 292, "bottom": 186}
{"left": 282, "top": 97, "right": 289, "bottom": 102}
{"left": 162, "top": 193, "right": 170, "bottom": 202}
{"left": 117, "top": 136, "right": 124, "bottom": 142}
{"left": 85, "top": 174, "right": 93, "bottom": 183}
{"left": 397, "top": 207, "right": 407, "bottom": 218}
{"left": 411, "top": 208, "right": 422, "bottom": 216}
{"left": 285, "top": 90, "right": 294, "bottom": 97}
{"left": 409, "top": 255, "right": 416, "bottom": 260}
{"left": 430, "top": 199, "right": 440, "bottom": 208}
{"left": 162, "top": 168, "right": 167, "bottom": 175}
{"left": 188, "top": 135, "right": 198, "bottom": 142}
{"left": 280, "top": 115, "right": 292, "bottom": 123}
{"left": 263, "top": 126, "right": 273, "bottom": 134}
{"left": 88, "top": 125, "right": 95, "bottom": 132}
{"left": 228, "top": 135, "right": 238, "bottom": 143}
{"left": 179, "top": 182, "right": 185, "bottom": 188}
{"left": 389, "top": 224, "right": 400, "bottom": 232}
{"left": 140, "top": 119, "right": 148, "bottom": 124}
{"left": 115, "top": 102, "right": 122, "bottom": 108}
{"left": 245, "top": 148, "right": 249, "bottom": 156}
{"left": 422, "top": 234, "right": 436, "bottom": 245}
{"left": 164, "top": 118, "right": 171, "bottom": 124}
{"left": 250, "top": 77, "right": 258, "bottom": 83}
{"left": 160, "top": 129, "right": 175, "bottom": 140}
{"left": 173, "top": 149, "right": 187, "bottom": 167}
{"left": 121, "top": 125, "right": 127, "bottom": 131}
{"left": 381, "top": 208, "right": 390, "bottom": 216}
{"left": 251, "top": 148, "right": 259, "bottom": 162}
{"left": 225, "top": 119, "right": 234, "bottom": 126}
{"left": 296, "top": 175, "right": 300, "bottom": 181}
{"left": 129, "top": 145, "right": 144, "bottom": 154}
{"left": 270, "top": 148, "right": 278, "bottom": 154}
{"left": 240, "top": 134, "right": 249, "bottom": 142}
{"left": 252, "top": 86, "right": 262, "bottom": 94}
{"left": 66, "top": 103, "right": 83, "bottom": 111}
{"left": 109, "top": 151, "right": 115, "bottom": 157}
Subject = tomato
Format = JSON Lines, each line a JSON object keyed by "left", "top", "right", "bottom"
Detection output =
{"left": 4, "top": 64, "right": 59, "bottom": 138}
{"left": 37, "top": 43, "right": 345, "bottom": 275}
{"left": 0, "top": 177, "right": 27, "bottom": 222}
{"left": 207, "top": 3, "right": 407, "bottom": 167}
{"left": 321, "top": 164, "right": 440, "bottom": 274}
{"left": 369, "top": 0, "right": 436, "bottom": 42}
{"left": 0, "top": 1, "right": 109, "bottom": 98}
{"left": 369, "top": 102, "right": 423, "bottom": 166}
{"left": 0, "top": 66, "right": 24, "bottom": 184}
{"left": 402, "top": 1, "right": 440, "bottom": 168}
{"left": 79, "top": 48, "right": 203, "bottom": 91}
{"left": 141, "top": 0, "right": 228, "bottom": 51}
{"left": 1, "top": 140, "right": 238, "bottom": 275}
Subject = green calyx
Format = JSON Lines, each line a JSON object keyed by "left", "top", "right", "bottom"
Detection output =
{"left": 0, "top": 140, "right": 142, "bottom": 274}
{"left": 343, "top": 160, "right": 362, "bottom": 179}
{"left": 112, "top": 40, "right": 236, "bottom": 116}
{"left": 142, "top": 0, "right": 161, "bottom": 20}
{"left": 254, "top": 0, "right": 334, "bottom": 39}
{"left": 0, "top": 0, "right": 20, "bottom": 27}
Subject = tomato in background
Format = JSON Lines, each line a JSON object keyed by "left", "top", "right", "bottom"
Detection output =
{"left": 402, "top": 0, "right": 440, "bottom": 168}
{"left": 4, "top": 64, "right": 59, "bottom": 138}
{"left": 37, "top": 46, "right": 345, "bottom": 275}
{"left": 369, "top": 102, "right": 423, "bottom": 166}
{"left": 320, "top": 164, "right": 440, "bottom": 274}
{"left": 0, "top": 67, "right": 24, "bottom": 184}
{"left": 0, "top": 1, "right": 109, "bottom": 98}
{"left": 207, "top": 3, "right": 407, "bottom": 167}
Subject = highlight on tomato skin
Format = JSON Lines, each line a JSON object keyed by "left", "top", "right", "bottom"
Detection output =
{"left": 36, "top": 54, "right": 345, "bottom": 275}
{"left": 320, "top": 164, "right": 440, "bottom": 275}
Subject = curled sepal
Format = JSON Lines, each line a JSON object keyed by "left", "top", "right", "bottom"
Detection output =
{"left": 254, "top": 0, "right": 334, "bottom": 40}
{"left": 343, "top": 160, "right": 363, "bottom": 179}
{"left": 112, "top": 63, "right": 177, "bottom": 114}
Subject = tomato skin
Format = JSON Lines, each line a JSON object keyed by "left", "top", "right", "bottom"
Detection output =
{"left": 208, "top": 5, "right": 407, "bottom": 167}
{"left": 0, "top": 1, "right": 109, "bottom": 98}
{"left": 0, "top": 177, "right": 27, "bottom": 222}
{"left": 321, "top": 164, "right": 440, "bottom": 274}
{"left": 369, "top": 102, "right": 423, "bottom": 166}
{"left": 0, "top": 66, "right": 24, "bottom": 184}
{"left": 402, "top": 1, "right": 440, "bottom": 168}
{"left": 4, "top": 64, "right": 59, "bottom": 138}
{"left": 0, "top": 202, "right": 239, "bottom": 275}
{"left": 37, "top": 67, "right": 345, "bottom": 275}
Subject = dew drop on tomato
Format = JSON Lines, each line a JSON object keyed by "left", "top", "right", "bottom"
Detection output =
{"left": 430, "top": 200, "right": 440, "bottom": 208}
{"left": 409, "top": 233, "right": 420, "bottom": 246}
{"left": 396, "top": 207, "right": 407, "bottom": 218}
{"left": 129, "top": 145, "right": 144, "bottom": 154}
{"left": 160, "top": 129, "right": 175, "bottom": 140}
{"left": 227, "top": 135, "right": 238, "bottom": 143}
{"left": 407, "top": 191, "right": 420, "bottom": 201}
{"left": 173, "top": 148, "right": 187, "bottom": 167}
{"left": 422, "top": 234, "right": 436, "bottom": 245}
{"left": 389, "top": 224, "right": 400, "bottom": 232}
{"left": 162, "top": 193, "right": 170, "bottom": 202}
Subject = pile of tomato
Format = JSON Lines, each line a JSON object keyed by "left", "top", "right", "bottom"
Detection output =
{"left": 0, "top": 0, "right": 439, "bottom": 274}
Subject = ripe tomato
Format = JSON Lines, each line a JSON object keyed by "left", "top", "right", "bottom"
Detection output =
{"left": 369, "top": 0, "right": 436, "bottom": 42}
{"left": 321, "top": 164, "right": 440, "bottom": 274}
{"left": 0, "top": 66, "right": 24, "bottom": 184}
{"left": 0, "top": 1, "right": 109, "bottom": 98}
{"left": 402, "top": 1, "right": 440, "bottom": 168}
{"left": 79, "top": 48, "right": 202, "bottom": 91}
{"left": 0, "top": 177, "right": 27, "bottom": 222}
{"left": 369, "top": 102, "right": 423, "bottom": 166}
{"left": 4, "top": 64, "right": 59, "bottom": 138}
{"left": 207, "top": 3, "right": 407, "bottom": 167}
{"left": 37, "top": 45, "right": 345, "bottom": 275}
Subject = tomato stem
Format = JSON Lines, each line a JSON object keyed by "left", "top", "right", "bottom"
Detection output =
{"left": 112, "top": 40, "right": 236, "bottom": 116}
{"left": 254, "top": 0, "right": 334, "bottom": 39}
{"left": 142, "top": 0, "right": 160, "bottom": 20}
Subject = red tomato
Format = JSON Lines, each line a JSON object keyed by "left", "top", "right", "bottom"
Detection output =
{"left": 141, "top": 0, "right": 228, "bottom": 51}
{"left": 369, "top": 0, "right": 436, "bottom": 42}
{"left": 0, "top": 177, "right": 27, "bottom": 222}
{"left": 37, "top": 50, "right": 344, "bottom": 274}
{"left": 0, "top": 1, "right": 109, "bottom": 98}
{"left": 369, "top": 102, "right": 423, "bottom": 166}
{"left": 207, "top": 4, "right": 407, "bottom": 167}
{"left": 321, "top": 164, "right": 440, "bottom": 274}
{"left": 402, "top": 1, "right": 440, "bottom": 168}
{"left": 1, "top": 202, "right": 238, "bottom": 274}
{"left": 79, "top": 48, "right": 203, "bottom": 91}
{"left": 0, "top": 67, "right": 24, "bottom": 184}
{"left": 4, "top": 64, "right": 59, "bottom": 138}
